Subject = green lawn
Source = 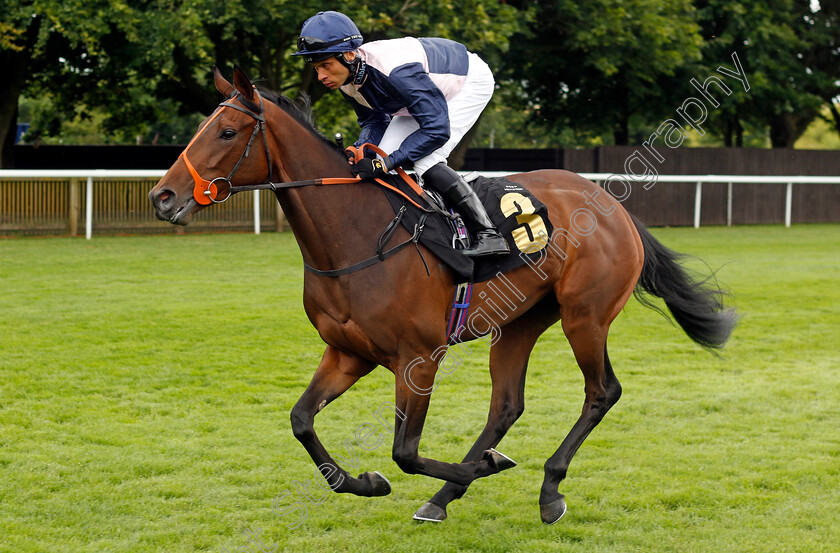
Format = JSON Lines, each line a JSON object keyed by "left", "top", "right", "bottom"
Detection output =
{"left": 1, "top": 225, "right": 838, "bottom": 553}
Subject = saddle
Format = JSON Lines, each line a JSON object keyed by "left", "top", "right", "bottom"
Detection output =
{"left": 379, "top": 172, "right": 554, "bottom": 283}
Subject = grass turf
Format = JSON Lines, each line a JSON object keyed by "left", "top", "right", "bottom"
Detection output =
{"left": 0, "top": 225, "right": 838, "bottom": 552}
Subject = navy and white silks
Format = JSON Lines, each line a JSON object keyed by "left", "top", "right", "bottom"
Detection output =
{"left": 339, "top": 37, "right": 494, "bottom": 176}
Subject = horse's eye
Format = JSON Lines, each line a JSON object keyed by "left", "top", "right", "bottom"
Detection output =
{"left": 220, "top": 129, "right": 237, "bottom": 140}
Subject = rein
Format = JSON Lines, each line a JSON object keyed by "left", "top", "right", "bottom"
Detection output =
{"left": 180, "top": 90, "right": 438, "bottom": 213}
{"left": 180, "top": 90, "right": 453, "bottom": 276}
{"left": 229, "top": 143, "right": 438, "bottom": 215}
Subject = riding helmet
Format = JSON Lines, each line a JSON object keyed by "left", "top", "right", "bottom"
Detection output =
{"left": 293, "top": 11, "right": 364, "bottom": 63}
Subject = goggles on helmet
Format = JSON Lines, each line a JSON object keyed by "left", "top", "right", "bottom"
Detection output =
{"left": 297, "top": 34, "right": 362, "bottom": 53}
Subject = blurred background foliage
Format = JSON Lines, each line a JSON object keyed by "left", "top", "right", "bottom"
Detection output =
{"left": 1, "top": 0, "right": 838, "bottom": 167}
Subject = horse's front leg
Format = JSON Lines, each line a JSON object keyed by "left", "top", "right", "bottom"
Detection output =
{"left": 290, "top": 345, "right": 390, "bottom": 497}
{"left": 390, "top": 352, "right": 516, "bottom": 487}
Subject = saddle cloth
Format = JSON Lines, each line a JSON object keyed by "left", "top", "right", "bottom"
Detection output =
{"left": 379, "top": 172, "right": 554, "bottom": 283}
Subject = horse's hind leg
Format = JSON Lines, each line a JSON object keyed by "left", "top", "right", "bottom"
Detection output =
{"left": 540, "top": 318, "right": 621, "bottom": 524}
{"left": 414, "top": 298, "right": 560, "bottom": 522}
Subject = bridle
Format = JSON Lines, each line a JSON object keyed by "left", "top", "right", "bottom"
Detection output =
{"left": 180, "top": 89, "right": 273, "bottom": 205}
{"left": 179, "top": 88, "right": 443, "bottom": 215}
{"left": 176, "top": 86, "right": 463, "bottom": 277}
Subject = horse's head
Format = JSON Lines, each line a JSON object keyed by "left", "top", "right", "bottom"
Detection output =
{"left": 149, "top": 66, "right": 272, "bottom": 225}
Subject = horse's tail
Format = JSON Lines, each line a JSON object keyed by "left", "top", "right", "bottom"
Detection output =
{"left": 631, "top": 214, "right": 739, "bottom": 350}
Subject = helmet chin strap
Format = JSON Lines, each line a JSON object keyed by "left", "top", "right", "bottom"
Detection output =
{"left": 339, "top": 52, "right": 366, "bottom": 85}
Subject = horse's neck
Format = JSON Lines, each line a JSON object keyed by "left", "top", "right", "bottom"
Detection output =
{"left": 269, "top": 121, "right": 389, "bottom": 271}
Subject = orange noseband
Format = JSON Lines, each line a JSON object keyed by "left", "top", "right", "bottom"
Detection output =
{"left": 179, "top": 91, "right": 269, "bottom": 205}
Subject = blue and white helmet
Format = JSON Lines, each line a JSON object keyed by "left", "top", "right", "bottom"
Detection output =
{"left": 292, "top": 11, "right": 363, "bottom": 63}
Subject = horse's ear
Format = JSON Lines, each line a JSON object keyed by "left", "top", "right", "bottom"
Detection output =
{"left": 213, "top": 66, "right": 235, "bottom": 98}
{"left": 233, "top": 64, "right": 256, "bottom": 101}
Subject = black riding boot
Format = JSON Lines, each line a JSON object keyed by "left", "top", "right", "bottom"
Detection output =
{"left": 423, "top": 163, "right": 510, "bottom": 257}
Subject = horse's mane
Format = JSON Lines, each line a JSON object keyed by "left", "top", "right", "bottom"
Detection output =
{"left": 240, "top": 87, "right": 343, "bottom": 153}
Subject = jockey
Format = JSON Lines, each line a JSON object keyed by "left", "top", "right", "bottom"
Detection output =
{"left": 293, "top": 11, "right": 509, "bottom": 258}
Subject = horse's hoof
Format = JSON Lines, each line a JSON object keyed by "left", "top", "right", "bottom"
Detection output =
{"left": 360, "top": 471, "right": 391, "bottom": 496}
{"left": 540, "top": 495, "right": 567, "bottom": 524}
{"left": 483, "top": 448, "right": 517, "bottom": 471}
{"left": 413, "top": 501, "right": 447, "bottom": 522}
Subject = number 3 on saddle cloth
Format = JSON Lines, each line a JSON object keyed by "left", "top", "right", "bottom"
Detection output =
{"left": 378, "top": 172, "right": 554, "bottom": 342}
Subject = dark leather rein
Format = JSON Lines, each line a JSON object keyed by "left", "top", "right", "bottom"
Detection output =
{"left": 181, "top": 90, "right": 437, "bottom": 277}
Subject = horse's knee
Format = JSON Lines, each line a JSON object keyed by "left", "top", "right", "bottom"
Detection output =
{"left": 290, "top": 406, "right": 313, "bottom": 442}
{"left": 392, "top": 448, "right": 420, "bottom": 474}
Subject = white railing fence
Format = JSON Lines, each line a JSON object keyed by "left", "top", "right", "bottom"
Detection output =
{"left": 1, "top": 170, "right": 838, "bottom": 239}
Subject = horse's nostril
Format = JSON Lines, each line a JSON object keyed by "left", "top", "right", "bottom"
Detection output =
{"left": 154, "top": 188, "right": 177, "bottom": 210}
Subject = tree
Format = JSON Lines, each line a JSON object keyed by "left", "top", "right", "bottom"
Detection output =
{"left": 1, "top": 0, "right": 524, "bottom": 168}
{"left": 798, "top": 0, "right": 840, "bottom": 140}
{"left": 692, "top": 0, "right": 834, "bottom": 147}
{"left": 1, "top": 0, "right": 123, "bottom": 166}
{"left": 503, "top": 0, "right": 703, "bottom": 145}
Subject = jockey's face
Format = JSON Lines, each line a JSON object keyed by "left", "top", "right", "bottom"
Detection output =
{"left": 311, "top": 51, "right": 356, "bottom": 90}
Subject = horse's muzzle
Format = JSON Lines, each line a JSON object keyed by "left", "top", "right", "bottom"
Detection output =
{"left": 149, "top": 187, "right": 196, "bottom": 225}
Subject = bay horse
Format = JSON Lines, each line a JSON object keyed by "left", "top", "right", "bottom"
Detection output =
{"left": 149, "top": 66, "right": 737, "bottom": 524}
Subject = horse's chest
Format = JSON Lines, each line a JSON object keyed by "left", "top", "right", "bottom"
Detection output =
{"left": 302, "top": 288, "right": 383, "bottom": 352}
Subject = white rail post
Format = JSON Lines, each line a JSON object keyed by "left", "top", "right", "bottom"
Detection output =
{"left": 785, "top": 182, "right": 793, "bottom": 228}
{"left": 727, "top": 181, "right": 733, "bottom": 227}
{"left": 694, "top": 181, "right": 702, "bottom": 229}
{"left": 85, "top": 176, "right": 93, "bottom": 240}
{"left": 253, "top": 190, "right": 261, "bottom": 235}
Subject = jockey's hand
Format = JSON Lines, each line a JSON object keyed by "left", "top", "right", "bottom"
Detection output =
{"left": 351, "top": 157, "right": 390, "bottom": 180}
{"left": 344, "top": 146, "right": 359, "bottom": 164}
